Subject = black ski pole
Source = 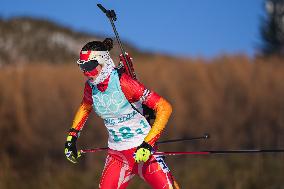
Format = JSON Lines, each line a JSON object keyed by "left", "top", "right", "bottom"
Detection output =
{"left": 97, "top": 4, "right": 136, "bottom": 79}
{"left": 157, "top": 133, "right": 210, "bottom": 144}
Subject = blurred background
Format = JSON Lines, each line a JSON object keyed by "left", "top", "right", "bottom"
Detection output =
{"left": 0, "top": 0, "right": 284, "bottom": 188}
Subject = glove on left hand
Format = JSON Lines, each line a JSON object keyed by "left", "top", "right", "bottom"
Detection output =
{"left": 134, "top": 141, "right": 153, "bottom": 163}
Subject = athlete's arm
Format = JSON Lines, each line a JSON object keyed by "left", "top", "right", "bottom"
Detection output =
{"left": 69, "top": 81, "right": 93, "bottom": 136}
{"left": 120, "top": 73, "right": 172, "bottom": 147}
{"left": 143, "top": 95, "right": 172, "bottom": 146}
{"left": 65, "top": 81, "right": 93, "bottom": 163}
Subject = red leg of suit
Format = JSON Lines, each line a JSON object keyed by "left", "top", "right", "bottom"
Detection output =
{"left": 99, "top": 154, "right": 134, "bottom": 189}
{"left": 99, "top": 149, "right": 179, "bottom": 189}
{"left": 141, "top": 155, "right": 178, "bottom": 189}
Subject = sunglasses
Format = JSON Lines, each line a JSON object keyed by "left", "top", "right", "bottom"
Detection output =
{"left": 78, "top": 59, "right": 99, "bottom": 72}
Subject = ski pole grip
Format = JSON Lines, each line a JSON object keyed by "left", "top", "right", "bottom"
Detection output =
{"left": 97, "top": 4, "right": 107, "bottom": 13}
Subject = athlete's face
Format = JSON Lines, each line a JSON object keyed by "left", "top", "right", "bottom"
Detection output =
{"left": 77, "top": 58, "right": 103, "bottom": 80}
{"left": 83, "top": 64, "right": 102, "bottom": 81}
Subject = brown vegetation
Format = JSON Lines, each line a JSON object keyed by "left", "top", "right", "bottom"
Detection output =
{"left": 0, "top": 55, "right": 284, "bottom": 189}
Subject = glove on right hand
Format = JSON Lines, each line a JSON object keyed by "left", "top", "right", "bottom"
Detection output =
{"left": 64, "top": 135, "right": 81, "bottom": 163}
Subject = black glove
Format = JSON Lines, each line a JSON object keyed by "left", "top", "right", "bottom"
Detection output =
{"left": 64, "top": 131, "right": 81, "bottom": 163}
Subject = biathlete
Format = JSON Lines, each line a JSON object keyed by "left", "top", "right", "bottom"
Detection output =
{"left": 64, "top": 38, "right": 180, "bottom": 189}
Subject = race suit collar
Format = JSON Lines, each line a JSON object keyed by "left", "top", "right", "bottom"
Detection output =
{"left": 97, "top": 75, "right": 111, "bottom": 92}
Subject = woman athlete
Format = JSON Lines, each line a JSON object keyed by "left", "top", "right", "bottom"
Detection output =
{"left": 64, "top": 38, "right": 180, "bottom": 189}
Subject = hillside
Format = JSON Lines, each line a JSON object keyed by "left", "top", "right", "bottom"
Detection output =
{"left": 0, "top": 17, "right": 141, "bottom": 65}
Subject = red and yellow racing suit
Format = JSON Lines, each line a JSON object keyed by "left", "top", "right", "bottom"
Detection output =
{"left": 69, "top": 69, "right": 179, "bottom": 189}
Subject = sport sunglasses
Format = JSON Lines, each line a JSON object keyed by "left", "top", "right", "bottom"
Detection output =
{"left": 77, "top": 59, "right": 99, "bottom": 72}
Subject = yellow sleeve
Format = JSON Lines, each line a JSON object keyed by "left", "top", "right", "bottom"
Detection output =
{"left": 68, "top": 101, "right": 93, "bottom": 137}
{"left": 144, "top": 98, "right": 172, "bottom": 146}
{"left": 68, "top": 81, "right": 93, "bottom": 137}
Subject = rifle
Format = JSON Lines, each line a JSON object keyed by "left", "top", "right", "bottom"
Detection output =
{"left": 97, "top": 4, "right": 136, "bottom": 79}
{"left": 97, "top": 4, "right": 155, "bottom": 123}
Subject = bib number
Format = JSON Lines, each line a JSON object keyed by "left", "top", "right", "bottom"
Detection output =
{"left": 109, "top": 121, "right": 149, "bottom": 143}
